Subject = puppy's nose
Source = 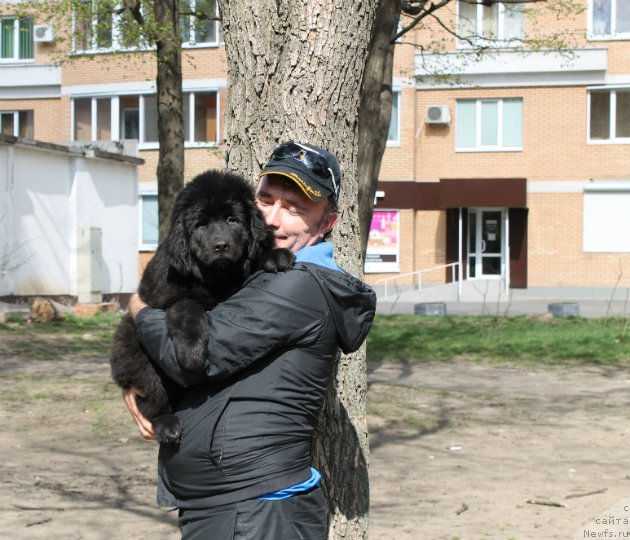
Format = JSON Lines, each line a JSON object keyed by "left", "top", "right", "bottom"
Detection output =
{"left": 213, "top": 241, "right": 229, "bottom": 254}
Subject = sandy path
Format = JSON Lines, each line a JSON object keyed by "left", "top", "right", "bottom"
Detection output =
{"left": 2, "top": 357, "right": 629, "bottom": 539}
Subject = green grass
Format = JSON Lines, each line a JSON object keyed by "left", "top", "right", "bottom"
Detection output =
{"left": 367, "top": 315, "right": 630, "bottom": 366}
{"left": 0, "top": 313, "right": 121, "bottom": 358}
{"left": 2, "top": 312, "right": 630, "bottom": 366}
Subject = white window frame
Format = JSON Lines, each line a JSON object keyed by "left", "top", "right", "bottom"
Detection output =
{"left": 587, "top": 0, "right": 630, "bottom": 40}
{"left": 121, "top": 107, "right": 139, "bottom": 140}
{"left": 72, "top": 0, "right": 221, "bottom": 53}
{"left": 72, "top": 0, "right": 113, "bottom": 53}
{"left": 386, "top": 89, "right": 401, "bottom": 147}
{"left": 456, "top": 1, "right": 524, "bottom": 49}
{"left": 138, "top": 191, "right": 159, "bottom": 251}
{"left": 0, "top": 16, "right": 34, "bottom": 63}
{"left": 181, "top": 0, "right": 221, "bottom": 48}
{"left": 70, "top": 90, "right": 221, "bottom": 148}
{"left": 1, "top": 110, "right": 34, "bottom": 138}
{"left": 456, "top": 98, "right": 523, "bottom": 152}
{"left": 185, "top": 90, "right": 221, "bottom": 147}
{"left": 587, "top": 87, "right": 630, "bottom": 144}
{"left": 0, "top": 111, "right": 19, "bottom": 136}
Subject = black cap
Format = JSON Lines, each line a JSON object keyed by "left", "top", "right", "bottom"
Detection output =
{"left": 259, "top": 141, "right": 341, "bottom": 201}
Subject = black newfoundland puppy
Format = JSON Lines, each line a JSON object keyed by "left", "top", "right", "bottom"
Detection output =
{"left": 110, "top": 170, "right": 293, "bottom": 444}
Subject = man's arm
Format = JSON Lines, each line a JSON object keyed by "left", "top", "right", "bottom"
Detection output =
{"left": 128, "top": 292, "right": 148, "bottom": 319}
{"left": 122, "top": 387, "right": 156, "bottom": 440}
{"left": 133, "top": 269, "right": 326, "bottom": 387}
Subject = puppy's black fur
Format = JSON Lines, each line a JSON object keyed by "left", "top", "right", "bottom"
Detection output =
{"left": 110, "top": 170, "right": 294, "bottom": 444}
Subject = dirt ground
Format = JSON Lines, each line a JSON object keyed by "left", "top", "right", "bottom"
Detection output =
{"left": 2, "top": 353, "right": 630, "bottom": 540}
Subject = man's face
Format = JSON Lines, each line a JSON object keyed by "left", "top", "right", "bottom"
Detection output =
{"left": 255, "top": 175, "right": 337, "bottom": 253}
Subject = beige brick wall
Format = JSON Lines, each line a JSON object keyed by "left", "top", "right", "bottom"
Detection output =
{"left": 379, "top": 86, "right": 416, "bottom": 181}
{"left": 528, "top": 193, "right": 630, "bottom": 288}
{"left": 0, "top": 98, "right": 62, "bottom": 141}
{"left": 61, "top": 47, "right": 227, "bottom": 86}
{"left": 408, "top": 85, "right": 629, "bottom": 183}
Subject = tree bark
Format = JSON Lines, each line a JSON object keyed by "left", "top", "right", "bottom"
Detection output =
{"left": 357, "top": 0, "right": 401, "bottom": 255}
{"left": 219, "top": 1, "right": 378, "bottom": 537}
{"left": 155, "top": 0, "right": 185, "bottom": 241}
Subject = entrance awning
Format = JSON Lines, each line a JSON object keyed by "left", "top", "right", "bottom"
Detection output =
{"left": 374, "top": 178, "right": 527, "bottom": 210}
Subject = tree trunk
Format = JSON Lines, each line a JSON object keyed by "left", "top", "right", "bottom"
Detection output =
{"left": 219, "top": 1, "right": 378, "bottom": 537}
{"left": 155, "top": 0, "right": 185, "bottom": 242}
{"left": 357, "top": 0, "right": 401, "bottom": 255}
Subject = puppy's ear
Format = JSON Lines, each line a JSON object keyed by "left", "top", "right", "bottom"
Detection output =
{"left": 166, "top": 215, "right": 194, "bottom": 277}
{"left": 245, "top": 199, "right": 273, "bottom": 275}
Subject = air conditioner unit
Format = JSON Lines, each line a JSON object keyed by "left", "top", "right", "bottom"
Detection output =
{"left": 33, "top": 24, "right": 55, "bottom": 43}
{"left": 425, "top": 105, "right": 450, "bottom": 124}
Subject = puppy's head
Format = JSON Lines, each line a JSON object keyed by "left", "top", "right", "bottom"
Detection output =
{"left": 167, "top": 170, "right": 272, "bottom": 279}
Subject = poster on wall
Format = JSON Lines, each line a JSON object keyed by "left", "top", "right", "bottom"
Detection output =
{"left": 364, "top": 210, "right": 400, "bottom": 273}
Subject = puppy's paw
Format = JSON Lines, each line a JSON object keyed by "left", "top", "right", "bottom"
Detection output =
{"left": 153, "top": 414, "right": 183, "bottom": 445}
{"left": 258, "top": 248, "right": 296, "bottom": 273}
{"left": 167, "top": 299, "right": 209, "bottom": 372}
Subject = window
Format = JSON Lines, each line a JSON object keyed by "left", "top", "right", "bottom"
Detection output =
{"left": 387, "top": 90, "right": 400, "bottom": 146}
{"left": 183, "top": 92, "right": 219, "bottom": 144}
{"left": 120, "top": 97, "right": 140, "bottom": 140}
{"left": 590, "top": 0, "right": 630, "bottom": 38}
{"left": 74, "top": 0, "right": 114, "bottom": 52}
{"left": 181, "top": 0, "right": 221, "bottom": 46}
{"left": 456, "top": 98, "right": 523, "bottom": 151}
{"left": 74, "top": 0, "right": 220, "bottom": 52}
{"left": 589, "top": 89, "right": 630, "bottom": 142}
{"left": 0, "top": 17, "right": 33, "bottom": 61}
{"left": 0, "top": 110, "right": 34, "bottom": 138}
{"left": 72, "top": 91, "right": 220, "bottom": 147}
{"left": 139, "top": 193, "right": 159, "bottom": 249}
{"left": 457, "top": 1, "right": 523, "bottom": 46}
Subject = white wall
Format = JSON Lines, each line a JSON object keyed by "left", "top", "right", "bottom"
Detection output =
{"left": 0, "top": 140, "right": 139, "bottom": 297}
{"left": 72, "top": 157, "right": 138, "bottom": 295}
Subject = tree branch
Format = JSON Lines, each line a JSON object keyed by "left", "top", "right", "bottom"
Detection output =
{"left": 394, "top": 0, "right": 453, "bottom": 43}
{"left": 395, "top": 0, "right": 549, "bottom": 44}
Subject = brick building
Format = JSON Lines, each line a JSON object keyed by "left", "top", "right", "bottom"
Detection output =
{"left": 369, "top": 1, "right": 630, "bottom": 293}
{"left": 1, "top": 1, "right": 628, "bottom": 292}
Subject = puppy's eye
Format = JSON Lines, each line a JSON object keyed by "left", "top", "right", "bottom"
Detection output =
{"left": 226, "top": 216, "right": 239, "bottom": 225}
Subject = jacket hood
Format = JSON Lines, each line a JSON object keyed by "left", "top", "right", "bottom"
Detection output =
{"left": 300, "top": 262, "right": 376, "bottom": 354}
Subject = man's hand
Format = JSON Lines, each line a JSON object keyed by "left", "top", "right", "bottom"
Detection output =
{"left": 122, "top": 387, "right": 156, "bottom": 441}
{"left": 128, "top": 292, "right": 148, "bottom": 320}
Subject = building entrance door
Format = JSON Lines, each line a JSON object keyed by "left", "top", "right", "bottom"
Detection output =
{"left": 467, "top": 209, "right": 506, "bottom": 279}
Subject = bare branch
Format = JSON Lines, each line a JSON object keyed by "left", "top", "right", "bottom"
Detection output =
{"left": 396, "top": 0, "right": 551, "bottom": 43}
{"left": 427, "top": 10, "right": 484, "bottom": 49}
{"left": 394, "top": 0, "right": 453, "bottom": 43}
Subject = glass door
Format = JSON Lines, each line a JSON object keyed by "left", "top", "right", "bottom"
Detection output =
{"left": 467, "top": 209, "right": 505, "bottom": 279}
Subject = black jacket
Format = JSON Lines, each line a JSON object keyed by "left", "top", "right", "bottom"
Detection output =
{"left": 135, "top": 262, "right": 376, "bottom": 508}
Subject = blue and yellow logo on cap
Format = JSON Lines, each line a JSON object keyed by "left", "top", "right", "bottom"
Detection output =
{"left": 260, "top": 170, "right": 323, "bottom": 200}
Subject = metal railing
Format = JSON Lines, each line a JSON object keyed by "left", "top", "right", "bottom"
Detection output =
{"left": 374, "top": 262, "right": 462, "bottom": 301}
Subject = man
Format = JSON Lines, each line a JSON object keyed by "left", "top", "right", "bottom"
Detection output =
{"left": 124, "top": 141, "right": 376, "bottom": 539}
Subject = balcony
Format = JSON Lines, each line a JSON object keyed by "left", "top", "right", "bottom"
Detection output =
{"left": 415, "top": 48, "right": 608, "bottom": 88}
{"left": 0, "top": 64, "right": 61, "bottom": 99}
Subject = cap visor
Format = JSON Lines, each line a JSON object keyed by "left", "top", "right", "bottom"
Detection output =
{"left": 259, "top": 165, "right": 332, "bottom": 201}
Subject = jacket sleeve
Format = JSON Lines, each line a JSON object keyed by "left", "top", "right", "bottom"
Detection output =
{"left": 135, "top": 269, "right": 326, "bottom": 387}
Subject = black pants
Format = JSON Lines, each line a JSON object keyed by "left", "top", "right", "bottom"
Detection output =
{"left": 178, "top": 487, "right": 328, "bottom": 540}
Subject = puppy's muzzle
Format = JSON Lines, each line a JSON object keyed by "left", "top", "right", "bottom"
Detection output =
{"left": 213, "top": 241, "right": 230, "bottom": 254}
